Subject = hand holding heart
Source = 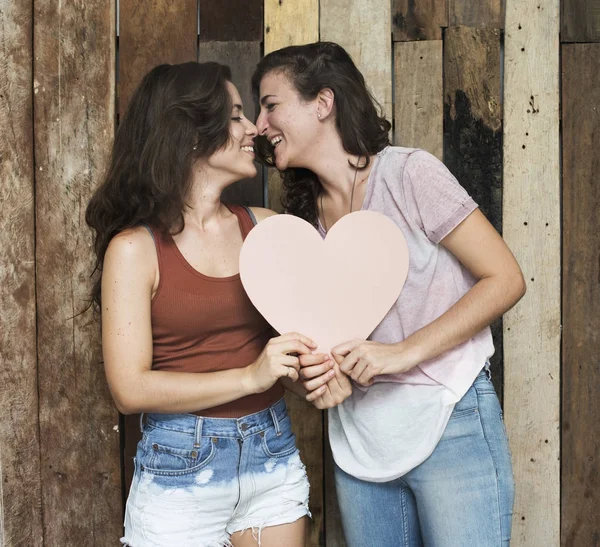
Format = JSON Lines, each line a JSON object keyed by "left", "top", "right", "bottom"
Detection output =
{"left": 298, "top": 353, "right": 353, "bottom": 409}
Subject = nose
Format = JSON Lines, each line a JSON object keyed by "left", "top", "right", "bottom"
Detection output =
{"left": 245, "top": 117, "right": 258, "bottom": 138}
{"left": 255, "top": 109, "right": 268, "bottom": 135}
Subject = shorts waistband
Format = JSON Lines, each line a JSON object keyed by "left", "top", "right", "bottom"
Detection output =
{"left": 143, "top": 397, "right": 287, "bottom": 440}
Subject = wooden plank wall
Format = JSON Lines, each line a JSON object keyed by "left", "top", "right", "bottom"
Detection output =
{"left": 561, "top": 2, "right": 600, "bottom": 541}
{"left": 0, "top": 1, "right": 43, "bottom": 545}
{"left": 2, "top": 0, "right": 600, "bottom": 545}
{"left": 32, "top": 1, "right": 121, "bottom": 544}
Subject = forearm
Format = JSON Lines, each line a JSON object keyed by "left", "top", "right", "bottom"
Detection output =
{"left": 112, "top": 367, "right": 255, "bottom": 415}
{"left": 400, "top": 273, "right": 525, "bottom": 367}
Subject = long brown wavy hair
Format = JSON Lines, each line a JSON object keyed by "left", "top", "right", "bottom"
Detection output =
{"left": 85, "top": 62, "right": 233, "bottom": 309}
{"left": 251, "top": 42, "right": 391, "bottom": 225}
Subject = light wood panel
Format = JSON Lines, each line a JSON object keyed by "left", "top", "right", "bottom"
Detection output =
{"left": 503, "top": 0, "right": 561, "bottom": 544}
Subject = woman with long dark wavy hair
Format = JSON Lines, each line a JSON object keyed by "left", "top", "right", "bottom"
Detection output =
{"left": 86, "top": 62, "right": 342, "bottom": 547}
{"left": 252, "top": 42, "right": 526, "bottom": 546}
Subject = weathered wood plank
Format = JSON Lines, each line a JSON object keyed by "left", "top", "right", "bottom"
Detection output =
{"left": 394, "top": 40, "right": 443, "bottom": 159}
{"left": 320, "top": 0, "right": 392, "bottom": 121}
{"left": 561, "top": 43, "right": 600, "bottom": 547}
{"left": 118, "top": 0, "right": 197, "bottom": 114}
{"left": 503, "top": 0, "right": 561, "bottom": 544}
{"left": 392, "top": 0, "right": 447, "bottom": 41}
{"left": 448, "top": 0, "right": 504, "bottom": 28}
{"left": 33, "top": 0, "right": 120, "bottom": 544}
{"left": 200, "top": 0, "right": 262, "bottom": 42}
{"left": 199, "top": 42, "right": 264, "bottom": 207}
{"left": 264, "top": 0, "right": 319, "bottom": 213}
{"left": 562, "top": 0, "right": 600, "bottom": 42}
{"left": 443, "top": 27, "right": 504, "bottom": 399}
{"left": 324, "top": 418, "right": 346, "bottom": 547}
{"left": 0, "top": 1, "right": 43, "bottom": 544}
{"left": 264, "top": 0, "right": 319, "bottom": 54}
{"left": 119, "top": 0, "right": 198, "bottom": 495}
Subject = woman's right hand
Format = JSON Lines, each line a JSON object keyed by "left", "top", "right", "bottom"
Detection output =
{"left": 245, "top": 333, "right": 317, "bottom": 394}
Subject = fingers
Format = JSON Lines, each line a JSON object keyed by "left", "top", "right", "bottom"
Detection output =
{"left": 277, "top": 332, "right": 317, "bottom": 349}
{"left": 299, "top": 353, "right": 330, "bottom": 367}
{"left": 300, "top": 360, "right": 333, "bottom": 379}
{"left": 270, "top": 338, "right": 314, "bottom": 356}
{"left": 280, "top": 355, "right": 301, "bottom": 371}
{"left": 305, "top": 383, "right": 327, "bottom": 403}
{"left": 331, "top": 339, "right": 363, "bottom": 359}
{"left": 303, "top": 368, "right": 335, "bottom": 392}
{"left": 338, "top": 349, "right": 361, "bottom": 375}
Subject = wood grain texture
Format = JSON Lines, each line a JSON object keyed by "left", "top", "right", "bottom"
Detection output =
{"left": 503, "top": 0, "right": 561, "bottom": 544}
{"left": 264, "top": 0, "right": 319, "bottom": 54}
{"left": 562, "top": 0, "right": 600, "bottom": 42}
{"left": 394, "top": 40, "right": 443, "bottom": 159}
{"left": 200, "top": 0, "right": 262, "bottom": 41}
{"left": 199, "top": 42, "right": 264, "bottom": 207}
{"left": 118, "top": 0, "right": 197, "bottom": 114}
{"left": 320, "top": 0, "right": 392, "bottom": 121}
{"left": 0, "top": 1, "right": 43, "bottom": 544}
{"left": 264, "top": 0, "right": 319, "bottom": 214}
{"left": 449, "top": 0, "right": 504, "bottom": 28}
{"left": 33, "top": 0, "right": 120, "bottom": 544}
{"left": 443, "top": 27, "right": 504, "bottom": 399}
{"left": 119, "top": 0, "right": 198, "bottom": 496}
{"left": 324, "top": 417, "right": 346, "bottom": 547}
{"left": 392, "top": 0, "right": 447, "bottom": 41}
{"left": 561, "top": 43, "right": 600, "bottom": 547}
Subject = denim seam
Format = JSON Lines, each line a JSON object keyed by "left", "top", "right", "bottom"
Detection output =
{"left": 399, "top": 484, "right": 410, "bottom": 546}
{"left": 475, "top": 390, "right": 504, "bottom": 546}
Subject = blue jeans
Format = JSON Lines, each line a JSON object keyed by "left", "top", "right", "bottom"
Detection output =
{"left": 335, "top": 369, "right": 514, "bottom": 547}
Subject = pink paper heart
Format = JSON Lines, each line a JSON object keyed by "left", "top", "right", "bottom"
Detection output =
{"left": 240, "top": 211, "right": 409, "bottom": 354}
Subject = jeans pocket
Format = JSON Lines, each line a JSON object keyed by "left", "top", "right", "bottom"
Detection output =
{"left": 261, "top": 421, "right": 298, "bottom": 458}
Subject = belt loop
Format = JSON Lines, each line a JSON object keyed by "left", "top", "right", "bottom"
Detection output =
{"left": 269, "top": 407, "right": 281, "bottom": 436}
{"left": 194, "top": 417, "right": 203, "bottom": 448}
{"left": 139, "top": 412, "right": 145, "bottom": 433}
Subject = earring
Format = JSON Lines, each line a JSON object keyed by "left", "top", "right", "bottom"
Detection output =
{"left": 192, "top": 145, "right": 198, "bottom": 151}
{"left": 317, "top": 113, "right": 322, "bottom": 119}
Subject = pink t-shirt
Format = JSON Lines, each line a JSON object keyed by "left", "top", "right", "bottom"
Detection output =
{"left": 323, "top": 146, "right": 494, "bottom": 481}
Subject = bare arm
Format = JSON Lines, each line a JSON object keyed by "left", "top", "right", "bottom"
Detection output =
{"left": 334, "top": 210, "right": 527, "bottom": 385}
{"left": 101, "top": 228, "right": 314, "bottom": 414}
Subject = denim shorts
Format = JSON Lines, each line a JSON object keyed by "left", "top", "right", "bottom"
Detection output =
{"left": 121, "top": 398, "right": 310, "bottom": 547}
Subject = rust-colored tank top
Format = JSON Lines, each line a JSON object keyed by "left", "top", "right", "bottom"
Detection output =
{"left": 148, "top": 204, "right": 283, "bottom": 418}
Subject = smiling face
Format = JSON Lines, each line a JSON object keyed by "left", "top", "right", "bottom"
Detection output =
{"left": 255, "top": 71, "right": 321, "bottom": 171}
{"left": 206, "top": 81, "right": 258, "bottom": 181}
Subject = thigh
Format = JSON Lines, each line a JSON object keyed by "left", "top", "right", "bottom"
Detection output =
{"left": 231, "top": 517, "right": 307, "bottom": 547}
{"left": 405, "top": 372, "right": 514, "bottom": 547}
{"left": 335, "top": 463, "right": 423, "bottom": 547}
{"left": 123, "top": 426, "right": 239, "bottom": 547}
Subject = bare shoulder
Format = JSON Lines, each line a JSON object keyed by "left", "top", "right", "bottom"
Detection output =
{"left": 249, "top": 207, "right": 278, "bottom": 223}
{"left": 104, "top": 225, "right": 157, "bottom": 282}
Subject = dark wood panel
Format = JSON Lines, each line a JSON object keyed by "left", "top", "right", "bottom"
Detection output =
{"left": 443, "top": 27, "right": 504, "bottom": 399}
{"left": 324, "top": 416, "right": 346, "bottom": 547}
{"left": 199, "top": 0, "right": 262, "bottom": 41}
{"left": 448, "top": 0, "right": 504, "bottom": 28}
{"left": 119, "top": 0, "right": 197, "bottom": 114}
{"left": 561, "top": 43, "right": 600, "bottom": 547}
{"left": 118, "top": 0, "right": 198, "bottom": 495}
{"left": 199, "top": 41, "right": 264, "bottom": 207}
{"left": 33, "top": 0, "right": 121, "bottom": 544}
{"left": 562, "top": 0, "right": 600, "bottom": 42}
{"left": 0, "top": 1, "right": 43, "bottom": 544}
{"left": 392, "top": 0, "right": 447, "bottom": 41}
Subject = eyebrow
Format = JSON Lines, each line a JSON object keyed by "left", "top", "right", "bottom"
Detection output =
{"left": 260, "top": 94, "right": 276, "bottom": 106}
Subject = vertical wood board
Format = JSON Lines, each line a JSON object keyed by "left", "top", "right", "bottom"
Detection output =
{"left": 33, "top": 1, "right": 121, "bottom": 544}
{"left": 264, "top": 0, "right": 319, "bottom": 213}
{"left": 502, "top": 1, "right": 561, "bottom": 545}
{"left": 119, "top": 0, "right": 199, "bottom": 494}
{"left": 449, "top": 0, "right": 504, "bottom": 28}
{"left": 0, "top": 1, "right": 43, "bottom": 544}
{"left": 320, "top": 0, "right": 392, "bottom": 121}
{"left": 394, "top": 40, "right": 443, "bottom": 159}
{"left": 200, "top": 0, "right": 262, "bottom": 41}
{"left": 392, "top": 0, "right": 447, "bottom": 41}
{"left": 561, "top": 0, "right": 600, "bottom": 42}
{"left": 443, "top": 27, "right": 504, "bottom": 398}
{"left": 560, "top": 43, "right": 600, "bottom": 547}
{"left": 118, "top": 0, "right": 197, "bottom": 114}
{"left": 199, "top": 41, "right": 264, "bottom": 207}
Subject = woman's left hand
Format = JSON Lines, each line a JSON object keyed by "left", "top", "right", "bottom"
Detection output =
{"left": 332, "top": 340, "right": 419, "bottom": 386}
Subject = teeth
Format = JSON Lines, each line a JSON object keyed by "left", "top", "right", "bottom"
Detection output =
{"left": 270, "top": 136, "right": 282, "bottom": 147}
{"left": 241, "top": 146, "right": 254, "bottom": 153}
